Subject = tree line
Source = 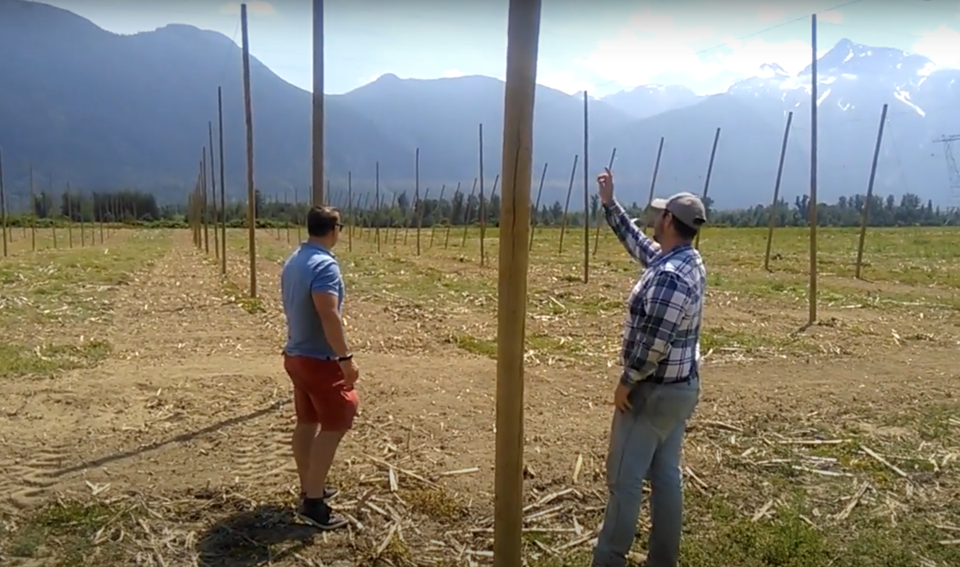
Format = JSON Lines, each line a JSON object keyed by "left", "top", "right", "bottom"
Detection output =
{"left": 4, "top": 187, "right": 958, "bottom": 228}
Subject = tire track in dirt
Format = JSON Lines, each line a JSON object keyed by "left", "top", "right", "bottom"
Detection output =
{"left": 0, "top": 231, "right": 296, "bottom": 509}
{"left": 71, "top": 231, "right": 298, "bottom": 495}
{"left": 0, "top": 444, "right": 74, "bottom": 510}
{"left": 229, "top": 412, "right": 298, "bottom": 485}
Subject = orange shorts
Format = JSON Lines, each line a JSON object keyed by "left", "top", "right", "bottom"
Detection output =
{"left": 283, "top": 355, "right": 359, "bottom": 431}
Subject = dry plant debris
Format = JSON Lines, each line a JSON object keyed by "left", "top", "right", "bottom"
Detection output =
{"left": 0, "top": 227, "right": 958, "bottom": 566}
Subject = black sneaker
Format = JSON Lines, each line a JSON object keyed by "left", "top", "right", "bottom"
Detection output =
{"left": 299, "top": 486, "right": 339, "bottom": 503}
{"left": 298, "top": 497, "right": 348, "bottom": 531}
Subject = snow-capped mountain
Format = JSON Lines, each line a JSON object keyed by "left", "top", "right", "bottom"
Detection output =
{"left": 599, "top": 38, "right": 960, "bottom": 208}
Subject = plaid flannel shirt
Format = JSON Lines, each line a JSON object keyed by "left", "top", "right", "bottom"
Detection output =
{"left": 603, "top": 200, "right": 706, "bottom": 386}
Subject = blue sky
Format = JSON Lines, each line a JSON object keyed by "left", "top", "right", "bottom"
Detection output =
{"left": 44, "top": 0, "right": 960, "bottom": 96}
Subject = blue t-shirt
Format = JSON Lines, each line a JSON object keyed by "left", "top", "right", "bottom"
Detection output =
{"left": 281, "top": 242, "right": 344, "bottom": 358}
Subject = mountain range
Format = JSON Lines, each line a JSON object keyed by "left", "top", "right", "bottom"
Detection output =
{"left": 1, "top": 0, "right": 958, "bottom": 210}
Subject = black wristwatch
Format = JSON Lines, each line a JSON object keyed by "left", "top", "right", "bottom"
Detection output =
{"left": 337, "top": 354, "right": 353, "bottom": 362}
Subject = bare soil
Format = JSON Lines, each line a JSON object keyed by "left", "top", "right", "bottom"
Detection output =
{"left": 1, "top": 229, "right": 958, "bottom": 566}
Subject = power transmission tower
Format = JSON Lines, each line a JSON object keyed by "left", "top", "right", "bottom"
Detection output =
{"left": 933, "top": 134, "right": 960, "bottom": 210}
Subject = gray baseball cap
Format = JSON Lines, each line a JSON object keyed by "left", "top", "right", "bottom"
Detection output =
{"left": 649, "top": 192, "right": 707, "bottom": 229}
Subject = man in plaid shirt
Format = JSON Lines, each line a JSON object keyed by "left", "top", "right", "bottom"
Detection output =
{"left": 592, "top": 167, "right": 706, "bottom": 567}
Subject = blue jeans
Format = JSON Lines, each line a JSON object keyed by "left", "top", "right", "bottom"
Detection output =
{"left": 592, "top": 379, "right": 700, "bottom": 567}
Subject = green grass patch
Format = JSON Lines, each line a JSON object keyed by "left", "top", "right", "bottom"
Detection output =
{"left": 0, "top": 340, "right": 112, "bottom": 379}
{"left": 449, "top": 333, "right": 497, "bottom": 357}
{"left": 0, "top": 230, "right": 170, "bottom": 325}
{"left": 701, "top": 326, "right": 820, "bottom": 356}
{"left": 524, "top": 493, "right": 960, "bottom": 567}
{"left": 2, "top": 500, "right": 129, "bottom": 565}
{"left": 220, "top": 277, "right": 266, "bottom": 314}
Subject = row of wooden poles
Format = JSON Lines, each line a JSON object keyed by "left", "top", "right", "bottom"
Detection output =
{"left": 187, "top": 87, "right": 228, "bottom": 276}
{"left": 0, "top": 148, "right": 121, "bottom": 258}
{"left": 184, "top": 98, "right": 890, "bottom": 302}
{"left": 210, "top": 4, "right": 880, "bottom": 564}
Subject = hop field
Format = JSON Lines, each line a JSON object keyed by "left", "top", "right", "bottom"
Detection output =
{"left": 0, "top": 224, "right": 958, "bottom": 566}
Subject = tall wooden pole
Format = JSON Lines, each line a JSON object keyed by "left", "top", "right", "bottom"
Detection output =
{"left": 558, "top": 154, "right": 578, "bottom": 254}
{"left": 98, "top": 191, "right": 104, "bottom": 244}
{"left": 415, "top": 148, "right": 421, "bottom": 254}
{"left": 462, "top": 178, "right": 477, "bottom": 247}
{"left": 112, "top": 194, "right": 119, "bottom": 235}
{"left": 808, "top": 13, "right": 819, "bottom": 324}
{"left": 295, "top": 187, "right": 303, "bottom": 242}
{"left": 202, "top": 147, "right": 210, "bottom": 254}
{"left": 77, "top": 184, "right": 85, "bottom": 247}
{"left": 312, "top": 0, "right": 325, "bottom": 206}
{"left": 528, "top": 162, "right": 548, "bottom": 251}
{"left": 194, "top": 172, "right": 201, "bottom": 248}
{"left": 582, "top": 91, "right": 589, "bottom": 283}
{"left": 430, "top": 184, "right": 446, "bottom": 248}
{"left": 347, "top": 171, "right": 353, "bottom": 252}
{"left": 0, "top": 148, "right": 6, "bottom": 258}
{"left": 391, "top": 193, "right": 401, "bottom": 245}
{"left": 284, "top": 189, "right": 292, "bottom": 243}
{"left": 443, "top": 183, "right": 459, "bottom": 249}
{"left": 49, "top": 174, "right": 58, "bottom": 249}
{"left": 29, "top": 165, "right": 36, "bottom": 251}
{"left": 241, "top": 3, "right": 258, "bottom": 297}
{"left": 495, "top": 0, "right": 541, "bottom": 562}
{"left": 644, "top": 137, "right": 665, "bottom": 236}
{"left": 375, "top": 162, "right": 381, "bottom": 253}
{"left": 479, "top": 124, "right": 487, "bottom": 266}
{"left": 764, "top": 112, "right": 794, "bottom": 271}
{"left": 855, "top": 103, "right": 889, "bottom": 280}
{"left": 274, "top": 194, "right": 282, "bottom": 239}
{"left": 694, "top": 127, "right": 721, "bottom": 249}
{"left": 592, "top": 148, "right": 616, "bottom": 255}
{"left": 66, "top": 187, "right": 73, "bottom": 248}
{"left": 208, "top": 121, "right": 219, "bottom": 260}
{"left": 218, "top": 86, "right": 227, "bottom": 275}
{"left": 646, "top": 137, "right": 664, "bottom": 210}
{"left": 416, "top": 187, "right": 429, "bottom": 255}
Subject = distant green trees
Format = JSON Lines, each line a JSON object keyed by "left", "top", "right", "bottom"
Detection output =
{"left": 6, "top": 188, "right": 958, "bottom": 228}
{"left": 23, "top": 189, "right": 161, "bottom": 222}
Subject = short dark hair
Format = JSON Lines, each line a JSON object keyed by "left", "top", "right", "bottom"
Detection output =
{"left": 669, "top": 213, "right": 699, "bottom": 240}
{"left": 306, "top": 206, "right": 340, "bottom": 237}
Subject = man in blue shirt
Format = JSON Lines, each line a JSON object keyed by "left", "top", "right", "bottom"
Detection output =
{"left": 281, "top": 206, "right": 359, "bottom": 530}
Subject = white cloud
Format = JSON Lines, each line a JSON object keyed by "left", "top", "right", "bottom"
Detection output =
{"left": 579, "top": 9, "right": 721, "bottom": 88}
{"left": 819, "top": 10, "right": 843, "bottom": 24}
{"left": 219, "top": 1, "right": 275, "bottom": 15}
{"left": 913, "top": 25, "right": 960, "bottom": 68}
{"left": 538, "top": 70, "right": 594, "bottom": 95}
{"left": 443, "top": 69, "right": 466, "bottom": 78}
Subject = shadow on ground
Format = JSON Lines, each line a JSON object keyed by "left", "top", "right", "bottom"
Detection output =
{"left": 196, "top": 503, "right": 318, "bottom": 567}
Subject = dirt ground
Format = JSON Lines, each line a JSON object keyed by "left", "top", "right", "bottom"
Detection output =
{"left": 0, "top": 227, "right": 958, "bottom": 566}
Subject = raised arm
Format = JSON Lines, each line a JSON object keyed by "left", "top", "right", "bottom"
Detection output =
{"left": 620, "top": 270, "right": 690, "bottom": 385}
{"left": 602, "top": 199, "right": 661, "bottom": 267}
{"left": 596, "top": 167, "right": 660, "bottom": 267}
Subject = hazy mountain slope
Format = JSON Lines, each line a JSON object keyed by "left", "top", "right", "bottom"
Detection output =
{"left": 0, "top": 0, "right": 412, "bottom": 202}
{"left": 2, "top": 0, "right": 958, "bottom": 209}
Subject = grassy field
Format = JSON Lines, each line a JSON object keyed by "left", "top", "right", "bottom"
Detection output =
{"left": 0, "top": 223, "right": 958, "bottom": 566}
